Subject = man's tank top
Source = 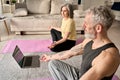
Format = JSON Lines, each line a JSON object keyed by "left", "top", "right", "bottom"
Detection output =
{"left": 79, "top": 40, "right": 117, "bottom": 80}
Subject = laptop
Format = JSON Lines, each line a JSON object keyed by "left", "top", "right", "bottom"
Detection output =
{"left": 12, "top": 45, "right": 40, "bottom": 68}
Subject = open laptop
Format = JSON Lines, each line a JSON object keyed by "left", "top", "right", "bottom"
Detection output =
{"left": 12, "top": 45, "right": 40, "bottom": 68}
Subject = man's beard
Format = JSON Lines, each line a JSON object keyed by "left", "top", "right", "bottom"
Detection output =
{"left": 85, "top": 33, "right": 95, "bottom": 39}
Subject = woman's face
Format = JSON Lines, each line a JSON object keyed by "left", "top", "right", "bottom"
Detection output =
{"left": 61, "top": 6, "right": 69, "bottom": 18}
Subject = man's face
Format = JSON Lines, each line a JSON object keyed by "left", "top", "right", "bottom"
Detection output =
{"left": 83, "top": 14, "right": 96, "bottom": 39}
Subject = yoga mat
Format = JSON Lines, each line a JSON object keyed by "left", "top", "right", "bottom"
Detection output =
{"left": 0, "top": 39, "right": 52, "bottom": 54}
{"left": 76, "top": 37, "right": 84, "bottom": 45}
{"left": 112, "top": 75, "right": 120, "bottom": 80}
{"left": 0, "top": 38, "right": 84, "bottom": 54}
{"left": 30, "top": 75, "right": 119, "bottom": 80}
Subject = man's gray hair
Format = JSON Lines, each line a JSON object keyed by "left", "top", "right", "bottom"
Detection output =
{"left": 61, "top": 3, "right": 73, "bottom": 18}
{"left": 87, "top": 6, "right": 115, "bottom": 30}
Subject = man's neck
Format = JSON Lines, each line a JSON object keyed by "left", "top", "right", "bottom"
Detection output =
{"left": 92, "top": 34, "right": 111, "bottom": 49}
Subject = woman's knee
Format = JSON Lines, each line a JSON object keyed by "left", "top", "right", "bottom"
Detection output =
{"left": 50, "top": 29, "right": 56, "bottom": 33}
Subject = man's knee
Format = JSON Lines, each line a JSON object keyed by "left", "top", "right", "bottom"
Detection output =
{"left": 48, "top": 60, "right": 60, "bottom": 69}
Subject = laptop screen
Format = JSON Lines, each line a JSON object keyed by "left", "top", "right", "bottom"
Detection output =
{"left": 12, "top": 46, "right": 24, "bottom": 66}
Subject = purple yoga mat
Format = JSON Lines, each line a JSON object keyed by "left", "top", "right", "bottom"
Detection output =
{"left": 0, "top": 39, "right": 52, "bottom": 54}
{"left": 30, "top": 75, "right": 119, "bottom": 80}
{"left": 112, "top": 75, "right": 120, "bottom": 80}
{"left": 0, "top": 38, "right": 84, "bottom": 54}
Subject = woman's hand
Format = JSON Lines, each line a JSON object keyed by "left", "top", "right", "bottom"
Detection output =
{"left": 48, "top": 43, "right": 56, "bottom": 49}
{"left": 40, "top": 54, "right": 51, "bottom": 62}
{"left": 48, "top": 26, "right": 54, "bottom": 30}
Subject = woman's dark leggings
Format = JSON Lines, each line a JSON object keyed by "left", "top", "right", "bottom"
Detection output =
{"left": 50, "top": 29, "right": 76, "bottom": 52}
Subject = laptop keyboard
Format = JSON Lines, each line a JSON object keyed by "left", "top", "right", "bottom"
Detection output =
{"left": 24, "top": 57, "right": 32, "bottom": 66}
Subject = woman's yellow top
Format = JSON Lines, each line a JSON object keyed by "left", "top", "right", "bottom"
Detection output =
{"left": 61, "top": 18, "right": 76, "bottom": 40}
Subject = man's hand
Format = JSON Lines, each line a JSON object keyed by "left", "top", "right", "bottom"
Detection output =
{"left": 40, "top": 54, "right": 51, "bottom": 62}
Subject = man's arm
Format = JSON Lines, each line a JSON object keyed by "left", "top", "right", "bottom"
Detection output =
{"left": 50, "top": 43, "right": 84, "bottom": 60}
{"left": 79, "top": 48, "right": 120, "bottom": 80}
{"left": 41, "top": 43, "right": 84, "bottom": 62}
{"left": 40, "top": 38, "right": 91, "bottom": 61}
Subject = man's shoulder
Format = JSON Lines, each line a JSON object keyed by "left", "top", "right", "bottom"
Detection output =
{"left": 92, "top": 51, "right": 120, "bottom": 78}
{"left": 105, "top": 44, "right": 119, "bottom": 56}
{"left": 97, "top": 47, "right": 120, "bottom": 66}
{"left": 105, "top": 46, "right": 119, "bottom": 61}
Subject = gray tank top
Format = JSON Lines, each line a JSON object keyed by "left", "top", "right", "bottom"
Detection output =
{"left": 79, "top": 40, "right": 117, "bottom": 80}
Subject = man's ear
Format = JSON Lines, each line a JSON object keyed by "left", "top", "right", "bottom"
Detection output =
{"left": 95, "top": 24, "right": 102, "bottom": 33}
